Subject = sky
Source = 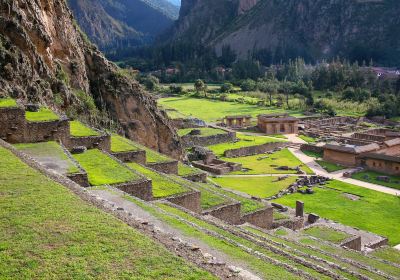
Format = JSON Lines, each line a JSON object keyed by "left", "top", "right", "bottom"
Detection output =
{"left": 167, "top": 0, "right": 180, "bottom": 6}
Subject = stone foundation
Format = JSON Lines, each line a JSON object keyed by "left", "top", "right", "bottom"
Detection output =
{"left": 166, "top": 191, "right": 201, "bottom": 213}
{"left": 300, "top": 144, "right": 323, "bottom": 155}
{"left": 181, "top": 131, "right": 236, "bottom": 148}
{"left": 192, "top": 159, "right": 242, "bottom": 175}
{"left": 241, "top": 207, "right": 273, "bottom": 229}
{"left": 114, "top": 179, "right": 153, "bottom": 201}
{"left": 273, "top": 217, "right": 304, "bottom": 230}
{"left": 147, "top": 160, "right": 178, "bottom": 174}
{"left": 25, "top": 118, "right": 70, "bottom": 144}
{"left": 67, "top": 172, "right": 89, "bottom": 187}
{"left": 203, "top": 203, "right": 242, "bottom": 225}
{"left": 0, "top": 107, "right": 26, "bottom": 143}
{"left": 366, "top": 238, "right": 389, "bottom": 250}
{"left": 112, "top": 150, "right": 146, "bottom": 164}
{"left": 68, "top": 134, "right": 111, "bottom": 152}
{"left": 182, "top": 172, "right": 207, "bottom": 183}
{"left": 224, "top": 142, "right": 288, "bottom": 158}
{"left": 340, "top": 236, "right": 362, "bottom": 251}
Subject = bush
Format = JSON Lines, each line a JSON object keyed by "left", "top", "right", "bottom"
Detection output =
{"left": 220, "top": 83, "right": 234, "bottom": 93}
{"left": 240, "top": 79, "right": 257, "bottom": 91}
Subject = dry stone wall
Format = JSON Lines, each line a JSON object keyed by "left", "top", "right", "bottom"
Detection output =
{"left": 224, "top": 142, "right": 287, "bottom": 158}
{"left": 68, "top": 134, "right": 111, "bottom": 152}
{"left": 241, "top": 207, "right": 273, "bottom": 229}
{"left": 147, "top": 160, "right": 178, "bottom": 174}
{"left": 25, "top": 118, "right": 70, "bottom": 144}
{"left": 181, "top": 132, "right": 236, "bottom": 148}
{"left": 115, "top": 180, "right": 153, "bottom": 201}
{"left": 340, "top": 236, "right": 362, "bottom": 251}
{"left": 203, "top": 203, "right": 242, "bottom": 225}
{"left": 182, "top": 172, "right": 207, "bottom": 183}
{"left": 300, "top": 144, "right": 323, "bottom": 155}
{"left": 112, "top": 150, "right": 146, "bottom": 164}
{"left": 0, "top": 107, "right": 26, "bottom": 143}
{"left": 166, "top": 191, "right": 201, "bottom": 213}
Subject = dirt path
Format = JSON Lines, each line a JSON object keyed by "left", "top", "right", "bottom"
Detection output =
{"left": 288, "top": 148, "right": 400, "bottom": 196}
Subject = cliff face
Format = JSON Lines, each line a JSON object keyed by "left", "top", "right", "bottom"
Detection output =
{"left": 0, "top": 0, "right": 181, "bottom": 158}
{"left": 174, "top": 0, "right": 400, "bottom": 65}
{"left": 68, "top": 0, "right": 179, "bottom": 52}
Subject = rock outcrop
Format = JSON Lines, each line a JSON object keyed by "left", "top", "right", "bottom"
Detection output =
{"left": 0, "top": 0, "right": 181, "bottom": 158}
{"left": 171, "top": 0, "right": 400, "bottom": 66}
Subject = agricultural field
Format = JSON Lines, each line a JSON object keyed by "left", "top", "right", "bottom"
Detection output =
{"left": 25, "top": 108, "right": 59, "bottom": 122}
{"left": 303, "top": 226, "right": 351, "bottom": 244}
{"left": 111, "top": 134, "right": 141, "bottom": 153}
{"left": 221, "top": 148, "right": 314, "bottom": 175}
{"left": 351, "top": 170, "right": 400, "bottom": 190}
{"left": 158, "top": 96, "right": 303, "bottom": 122}
{"left": 0, "top": 98, "right": 17, "bottom": 108}
{"left": 211, "top": 176, "right": 298, "bottom": 199}
{"left": 70, "top": 121, "right": 99, "bottom": 137}
{"left": 0, "top": 146, "right": 212, "bottom": 279}
{"left": 273, "top": 180, "right": 400, "bottom": 245}
{"left": 177, "top": 162, "right": 204, "bottom": 177}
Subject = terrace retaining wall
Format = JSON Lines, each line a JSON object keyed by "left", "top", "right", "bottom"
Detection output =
{"left": 224, "top": 142, "right": 288, "bottom": 158}
{"left": 340, "top": 236, "right": 362, "bottom": 251}
{"left": 67, "top": 172, "right": 89, "bottom": 188}
{"left": 166, "top": 191, "right": 201, "bottom": 213}
{"left": 68, "top": 134, "right": 111, "bottom": 152}
{"left": 300, "top": 144, "right": 324, "bottom": 155}
{"left": 112, "top": 150, "right": 146, "bottom": 164}
{"left": 0, "top": 107, "right": 26, "bottom": 143}
{"left": 182, "top": 172, "right": 207, "bottom": 183}
{"left": 181, "top": 131, "right": 236, "bottom": 148}
{"left": 366, "top": 238, "right": 389, "bottom": 250}
{"left": 272, "top": 217, "right": 304, "bottom": 230}
{"left": 147, "top": 160, "right": 178, "bottom": 175}
{"left": 25, "top": 118, "right": 70, "bottom": 144}
{"left": 203, "top": 202, "right": 242, "bottom": 225}
{"left": 114, "top": 179, "right": 153, "bottom": 201}
{"left": 241, "top": 207, "right": 273, "bottom": 229}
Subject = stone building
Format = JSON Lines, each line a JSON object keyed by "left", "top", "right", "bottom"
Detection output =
{"left": 257, "top": 114, "right": 299, "bottom": 135}
{"left": 224, "top": 115, "right": 252, "bottom": 128}
{"left": 360, "top": 153, "right": 400, "bottom": 175}
{"left": 323, "top": 143, "right": 380, "bottom": 167}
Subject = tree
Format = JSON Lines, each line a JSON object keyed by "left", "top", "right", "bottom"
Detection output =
{"left": 169, "top": 84, "right": 183, "bottom": 95}
{"left": 220, "top": 83, "right": 234, "bottom": 93}
{"left": 280, "top": 80, "right": 295, "bottom": 109}
{"left": 194, "top": 79, "right": 207, "bottom": 96}
{"left": 258, "top": 80, "right": 278, "bottom": 106}
{"left": 240, "top": 79, "right": 257, "bottom": 91}
{"left": 141, "top": 75, "right": 159, "bottom": 91}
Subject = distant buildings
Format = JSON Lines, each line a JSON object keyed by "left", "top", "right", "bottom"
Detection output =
{"left": 257, "top": 114, "right": 299, "bottom": 135}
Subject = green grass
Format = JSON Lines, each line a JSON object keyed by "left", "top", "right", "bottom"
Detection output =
{"left": 14, "top": 142, "right": 79, "bottom": 174}
{"left": 371, "top": 247, "right": 400, "bottom": 265}
{"left": 201, "top": 182, "right": 265, "bottom": 214}
{"left": 110, "top": 134, "right": 141, "bottom": 153}
{"left": 269, "top": 134, "right": 288, "bottom": 139}
{"left": 178, "top": 127, "right": 227, "bottom": 137}
{"left": 211, "top": 176, "right": 297, "bottom": 198}
{"left": 221, "top": 148, "right": 313, "bottom": 175}
{"left": 127, "top": 162, "right": 188, "bottom": 198}
{"left": 303, "top": 226, "right": 351, "bottom": 244}
{"left": 208, "top": 133, "right": 283, "bottom": 157}
{"left": 122, "top": 141, "right": 173, "bottom": 164}
{"left": 0, "top": 98, "right": 17, "bottom": 108}
{"left": 273, "top": 180, "right": 400, "bottom": 245}
{"left": 158, "top": 96, "right": 304, "bottom": 122}
{"left": 25, "top": 108, "right": 59, "bottom": 122}
{"left": 298, "top": 135, "right": 317, "bottom": 144}
{"left": 316, "top": 160, "right": 346, "bottom": 173}
{"left": 178, "top": 162, "right": 204, "bottom": 176}
{"left": 302, "top": 150, "right": 323, "bottom": 159}
{"left": 273, "top": 211, "right": 289, "bottom": 221}
{"left": 69, "top": 120, "right": 99, "bottom": 137}
{"left": 0, "top": 146, "right": 214, "bottom": 279}
{"left": 351, "top": 171, "right": 400, "bottom": 190}
{"left": 73, "top": 149, "right": 139, "bottom": 185}
{"left": 275, "top": 228, "right": 288, "bottom": 236}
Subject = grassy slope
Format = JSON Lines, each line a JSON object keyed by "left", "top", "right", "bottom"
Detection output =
{"left": 371, "top": 247, "right": 400, "bottom": 265}
{"left": 273, "top": 180, "right": 400, "bottom": 245}
{"left": 303, "top": 226, "right": 350, "bottom": 244}
{"left": 73, "top": 149, "right": 139, "bottom": 185}
{"left": 158, "top": 96, "right": 303, "bottom": 122}
{"left": 178, "top": 127, "right": 227, "bottom": 137}
{"left": 208, "top": 133, "right": 282, "bottom": 157}
{"left": 178, "top": 162, "right": 204, "bottom": 176}
{"left": 316, "top": 160, "right": 346, "bottom": 173}
{"left": 70, "top": 121, "right": 99, "bottom": 137}
{"left": 14, "top": 142, "right": 79, "bottom": 174}
{"left": 111, "top": 134, "right": 141, "bottom": 153}
{"left": 25, "top": 108, "right": 59, "bottom": 122}
{"left": 212, "top": 176, "right": 297, "bottom": 198}
{"left": 298, "top": 135, "right": 317, "bottom": 144}
{"left": 351, "top": 170, "right": 400, "bottom": 190}
{"left": 0, "top": 98, "right": 17, "bottom": 108}
{"left": 222, "top": 148, "right": 314, "bottom": 175}
{"left": 0, "top": 146, "right": 214, "bottom": 279}
{"left": 128, "top": 162, "right": 188, "bottom": 198}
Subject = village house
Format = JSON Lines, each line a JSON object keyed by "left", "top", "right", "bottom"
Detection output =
{"left": 323, "top": 143, "right": 380, "bottom": 167}
{"left": 257, "top": 114, "right": 299, "bottom": 135}
{"left": 224, "top": 115, "right": 252, "bottom": 128}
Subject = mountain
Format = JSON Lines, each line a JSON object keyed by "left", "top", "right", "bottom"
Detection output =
{"left": 0, "top": 0, "right": 181, "bottom": 157}
{"left": 171, "top": 0, "right": 400, "bottom": 66}
{"left": 68, "top": 0, "right": 180, "bottom": 52}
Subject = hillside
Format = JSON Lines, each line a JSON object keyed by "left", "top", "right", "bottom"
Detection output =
{"left": 68, "top": 0, "right": 179, "bottom": 52}
{"left": 0, "top": 0, "right": 181, "bottom": 158}
{"left": 171, "top": 0, "right": 400, "bottom": 66}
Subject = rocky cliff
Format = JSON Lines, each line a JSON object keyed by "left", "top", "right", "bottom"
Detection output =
{"left": 68, "top": 0, "right": 179, "bottom": 52}
{"left": 0, "top": 0, "right": 181, "bottom": 158}
{"left": 172, "top": 0, "right": 400, "bottom": 66}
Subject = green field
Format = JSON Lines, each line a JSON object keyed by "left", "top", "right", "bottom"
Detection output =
{"left": 120, "top": 140, "right": 173, "bottom": 164}
{"left": 221, "top": 148, "right": 313, "bottom": 175}
{"left": 14, "top": 142, "right": 79, "bottom": 174}
{"left": 208, "top": 133, "right": 283, "bottom": 157}
{"left": 73, "top": 149, "right": 139, "bottom": 185}
{"left": 351, "top": 170, "right": 400, "bottom": 190}
{"left": 158, "top": 96, "right": 303, "bottom": 122}
{"left": 273, "top": 180, "right": 400, "bottom": 245}
{"left": 25, "top": 108, "right": 59, "bottom": 122}
{"left": 178, "top": 162, "right": 204, "bottom": 177}
{"left": 303, "top": 226, "right": 351, "bottom": 244}
{"left": 316, "top": 160, "right": 346, "bottom": 173}
{"left": 70, "top": 120, "right": 100, "bottom": 137}
{"left": 111, "top": 134, "right": 141, "bottom": 153}
{"left": 371, "top": 247, "right": 400, "bottom": 265}
{"left": 0, "top": 98, "right": 17, "bottom": 108}
{"left": 212, "top": 176, "right": 297, "bottom": 198}
{"left": 128, "top": 162, "right": 188, "bottom": 198}
{"left": 178, "top": 127, "right": 227, "bottom": 137}
{"left": 0, "top": 146, "right": 213, "bottom": 279}
{"left": 298, "top": 135, "right": 317, "bottom": 144}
